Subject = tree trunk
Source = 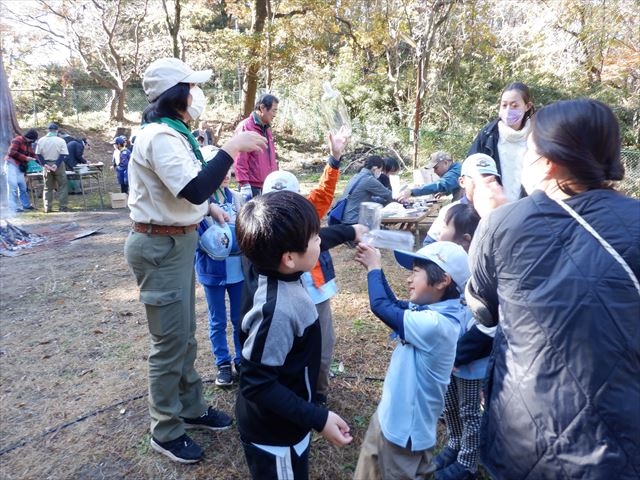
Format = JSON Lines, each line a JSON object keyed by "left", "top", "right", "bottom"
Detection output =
{"left": 0, "top": 54, "right": 21, "bottom": 211}
{"left": 412, "top": 55, "right": 423, "bottom": 169}
{"left": 116, "top": 87, "right": 126, "bottom": 121}
{"left": 242, "top": 0, "right": 268, "bottom": 118}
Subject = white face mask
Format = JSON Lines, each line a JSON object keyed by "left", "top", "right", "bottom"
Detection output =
{"left": 187, "top": 86, "right": 206, "bottom": 120}
{"left": 521, "top": 155, "right": 546, "bottom": 194}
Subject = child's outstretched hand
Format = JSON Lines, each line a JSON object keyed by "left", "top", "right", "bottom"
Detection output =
{"left": 328, "top": 125, "right": 350, "bottom": 161}
{"left": 351, "top": 223, "right": 369, "bottom": 243}
{"left": 472, "top": 173, "right": 507, "bottom": 217}
{"left": 320, "top": 411, "right": 353, "bottom": 446}
{"left": 355, "top": 242, "right": 382, "bottom": 271}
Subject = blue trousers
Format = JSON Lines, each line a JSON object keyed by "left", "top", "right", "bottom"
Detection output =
{"left": 203, "top": 281, "right": 243, "bottom": 367}
{"left": 5, "top": 162, "right": 31, "bottom": 211}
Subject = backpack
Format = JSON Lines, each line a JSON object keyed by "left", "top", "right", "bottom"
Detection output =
{"left": 327, "top": 175, "right": 365, "bottom": 225}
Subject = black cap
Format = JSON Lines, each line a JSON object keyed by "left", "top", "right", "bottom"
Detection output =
{"left": 24, "top": 129, "right": 39, "bottom": 141}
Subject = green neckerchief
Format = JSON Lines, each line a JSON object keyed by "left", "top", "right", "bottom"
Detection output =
{"left": 212, "top": 187, "right": 225, "bottom": 205}
{"left": 158, "top": 117, "right": 205, "bottom": 167}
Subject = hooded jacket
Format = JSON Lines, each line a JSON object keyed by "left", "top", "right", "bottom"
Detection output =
{"left": 467, "top": 189, "right": 640, "bottom": 479}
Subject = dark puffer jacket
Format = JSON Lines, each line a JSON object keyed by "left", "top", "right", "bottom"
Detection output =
{"left": 467, "top": 189, "right": 640, "bottom": 479}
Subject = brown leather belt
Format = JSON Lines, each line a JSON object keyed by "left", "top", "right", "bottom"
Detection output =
{"left": 132, "top": 222, "right": 197, "bottom": 235}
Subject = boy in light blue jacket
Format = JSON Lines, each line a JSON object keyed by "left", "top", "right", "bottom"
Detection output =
{"left": 353, "top": 241, "right": 471, "bottom": 480}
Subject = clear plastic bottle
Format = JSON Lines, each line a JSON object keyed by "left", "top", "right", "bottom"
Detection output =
{"left": 240, "top": 184, "right": 253, "bottom": 203}
{"left": 320, "top": 82, "right": 352, "bottom": 136}
{"left": 363, "top": 229, "right": 415, "bottom": 251}
{"left": 358, "top": 202, "right": 382, "bottom": 231}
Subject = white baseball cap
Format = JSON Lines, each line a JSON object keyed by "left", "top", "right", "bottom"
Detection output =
{"left": 461, "top": 153, "right": 500, "bottom": 178}
{"left": 262, "top": 170, "right": 300, "bottom": 194}
{"left": 143, "top": 57, "right": 212, "bottom": 102}
{"left": 394, "top": 241, "right": 471, "bottom": 293}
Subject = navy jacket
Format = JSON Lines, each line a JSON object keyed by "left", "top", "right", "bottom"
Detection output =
{"left": 467, "top": 189, "right": 640, "bottom": 479}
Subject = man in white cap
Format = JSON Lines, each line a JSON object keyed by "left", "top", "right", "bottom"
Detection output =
{"left": 422, "top": 153, "right": 501, "bottom": 245}
{"left": 35, "top": 123, "right": 69, "bottom": 213}
{"left": 124, "top": 57, "right": 266, "bottom": 464}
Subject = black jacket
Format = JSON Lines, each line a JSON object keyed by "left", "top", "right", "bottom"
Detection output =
{"left": 236, "top": 271, "right": 328, "bottom": 446}
{"left": 467, "top": 189, "right": 640, "bottom": 479}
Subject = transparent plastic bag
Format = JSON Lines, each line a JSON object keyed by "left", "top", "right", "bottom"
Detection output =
{"left": 363, "top": 229, "right": 415, "bottom": 251}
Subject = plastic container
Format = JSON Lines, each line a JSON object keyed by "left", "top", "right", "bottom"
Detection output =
{"left": 320, "top": 82, "right": 352, "bottom": 136}
{"left": 363, "top": 229, "right": 415, "bottom": 251}
{"left": 358, "top": 202, "right": 382, "bottom": 231}
{"left": 240, "top": 184, "right": 252, "bottom": 203}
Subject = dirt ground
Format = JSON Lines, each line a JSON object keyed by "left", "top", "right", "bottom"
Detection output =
{"left": 0, "top": 131, "right": 443, "bottom": 479}
{"left": 0, "top": 205, "right": 417, "bottom": 479}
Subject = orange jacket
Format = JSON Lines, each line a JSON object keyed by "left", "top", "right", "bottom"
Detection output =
{"left": 307, "top": 158, "right": 340, "bottom": 287}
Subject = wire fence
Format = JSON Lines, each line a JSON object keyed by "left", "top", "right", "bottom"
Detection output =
{"left": 8, "top": 86, "right": 640, "bottom": 198}
{"left": 11, "top": 86, "right": 243, "bottom": 126}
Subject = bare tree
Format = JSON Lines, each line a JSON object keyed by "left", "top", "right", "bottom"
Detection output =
{"left": 404, "top": 0, "right": 457, "bottom": 168}
{"left": 4, "top": 0, "right": 150, "bottom": 122}
{"left": 162, "top": 0, "right": 182, "bottom": 60}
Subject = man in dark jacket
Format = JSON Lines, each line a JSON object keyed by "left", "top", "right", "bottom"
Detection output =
{"left": 65, "top": 138, "right": 89, "bottom": 194}
{"left": 65, "top": 137, "right": 88, "bottom": 170}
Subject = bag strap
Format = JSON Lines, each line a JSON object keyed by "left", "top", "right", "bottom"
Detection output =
{"left": 554, "top": 198, "right": 640, "bottom": 295}
{"left": 345, "top": 173, "right": 366, "bottom": 197}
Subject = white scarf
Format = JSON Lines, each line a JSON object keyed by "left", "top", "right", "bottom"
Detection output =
{"left": 497, "top": 120, "right": 530, "bottom": 201}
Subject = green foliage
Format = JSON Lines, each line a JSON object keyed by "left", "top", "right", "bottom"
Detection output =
{"left": 4, "top": 0, "right": 638, "bottom": 155}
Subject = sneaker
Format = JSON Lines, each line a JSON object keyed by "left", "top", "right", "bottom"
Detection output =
{"left": 25, "top": 206, "right": 35, "bottom": 210}
{"left": 435, "top": 461, "right": 477, "bottom": 480}
{"left": 150, "top": 433, "right": 203, "bottom": 464}
{"left": 215, "top": 364, "right": 233, "bottom": 386}
{"left": 183, "top": 406, "right": 233, "bottom": 431}
{"left": 433, "top": 446, "right": 458, "bottom": 471}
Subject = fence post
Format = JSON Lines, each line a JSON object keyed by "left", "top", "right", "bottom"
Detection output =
{"left": 73, "top": 88, "right": 79, "bottom": 124}
{"left": 32, "top": 89, "right": 37, "bottom": 125}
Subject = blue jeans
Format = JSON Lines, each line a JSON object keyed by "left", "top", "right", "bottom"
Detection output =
{"left": 203, "top": 281, "right": 243, "bottom": 367}
{"left": 5, "top": 162, "right": 31, "bottom": 211}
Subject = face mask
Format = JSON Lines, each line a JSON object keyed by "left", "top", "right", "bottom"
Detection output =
{"left": 187, "top": 86, "right": 206, "bottom": 120}
{"left": 521, "top": 156, "right": 546, "bottom": 195}
{"left": 500, "top": 107, "right": 525, "bottom": 127}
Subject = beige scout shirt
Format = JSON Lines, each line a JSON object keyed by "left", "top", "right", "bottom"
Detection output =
{"left": 128, "top": 122, "right": 208, "bottom": 226}
{"left": 35, "top": 133, "right": 69, "bottom": 162}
